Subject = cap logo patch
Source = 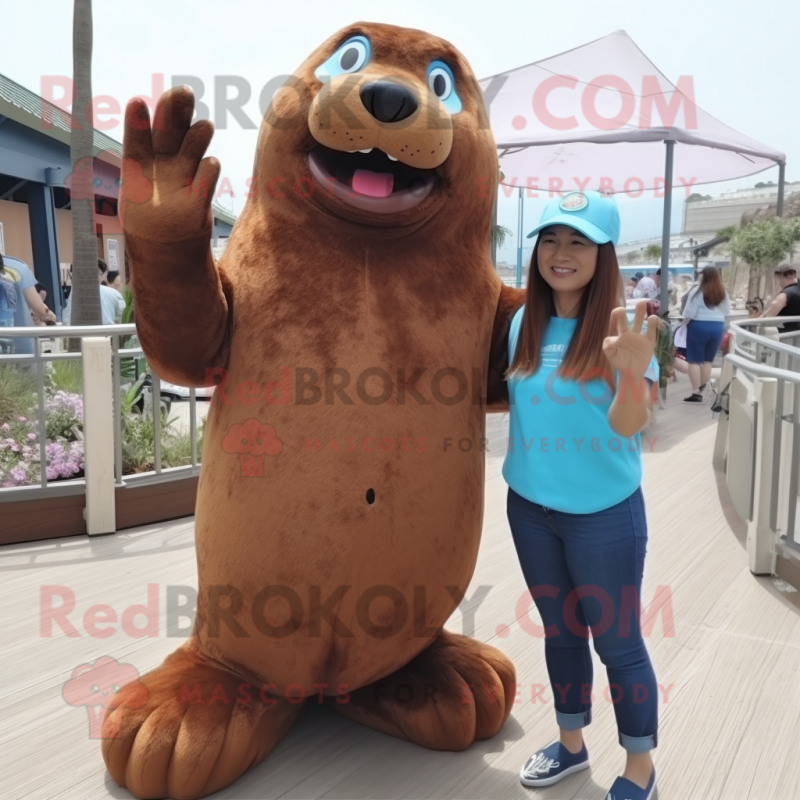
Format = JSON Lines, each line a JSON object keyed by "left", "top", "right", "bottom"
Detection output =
{"left": 559, "top": 192, "right": 588, "bottom": 212}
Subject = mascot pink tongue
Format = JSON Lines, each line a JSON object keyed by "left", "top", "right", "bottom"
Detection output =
{"left": 351, "top": 168, "right": 395, "bottom": 197}
{"left": 106, "top": 20, "right": 525, "bottom": 800}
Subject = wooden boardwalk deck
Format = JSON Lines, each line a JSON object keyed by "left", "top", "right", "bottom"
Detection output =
{"left": 2, "top": 372, "right": 800, "bottom": 800}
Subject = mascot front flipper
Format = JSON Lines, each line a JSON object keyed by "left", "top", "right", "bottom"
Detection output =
{"left": 105, "top": 22, "right": 524, "bottom": 799}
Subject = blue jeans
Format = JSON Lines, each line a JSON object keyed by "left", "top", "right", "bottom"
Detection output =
{"left": 506, "top": 486, "right": 658, "bottom": 753}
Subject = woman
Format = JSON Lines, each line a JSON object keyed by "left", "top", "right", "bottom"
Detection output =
{"left": 505, "top": 191, "right": 659, "bottom": 800}
{"left": 681, "top": 266, "right": 730, "bottom": 402}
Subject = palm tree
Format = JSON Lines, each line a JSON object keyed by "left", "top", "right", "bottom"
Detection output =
{"left": 491, "top": 224, "right": 513, "bottom": 251}
{"left": 644, "top": 244, "right": 662, "bottom": 262}
{"left": 490, "top": 162, "right": 508, "bottom": 268}
{"left": 69, "top": 0, "right": 102, "bottom": 329}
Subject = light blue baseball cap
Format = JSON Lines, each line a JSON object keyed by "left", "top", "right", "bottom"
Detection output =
{"left": 526, "top": 190, "right": 620, "bottom": 246}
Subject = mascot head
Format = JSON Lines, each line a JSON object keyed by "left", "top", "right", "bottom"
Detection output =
{"left": 253, "top": 22, "right": 496, "bottom": 239}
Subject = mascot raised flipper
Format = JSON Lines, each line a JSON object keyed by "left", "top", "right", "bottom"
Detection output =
{"left": 105, "top": 22, "right": 524, "bottom": 799}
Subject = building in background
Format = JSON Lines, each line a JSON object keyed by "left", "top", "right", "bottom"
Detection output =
{"left": 682, "top": 181, "right": 800, "bottom": 240}
{"left": 0, "top": 73, "right": 236, "bottom": 319}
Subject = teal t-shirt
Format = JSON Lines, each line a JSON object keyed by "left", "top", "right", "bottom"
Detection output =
{"left": 502, "top": 307, "right": 658, "bottom": 514}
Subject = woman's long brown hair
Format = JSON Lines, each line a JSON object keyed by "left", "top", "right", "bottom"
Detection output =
{"left": 699, "top": 265, "right": 725, "bottom": 308}
{"left": 506, "top": 237, "right": 623, "bottom": 389}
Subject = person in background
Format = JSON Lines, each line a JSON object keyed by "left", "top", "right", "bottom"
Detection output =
{"left": 681, "top": 266, "right": 730, "bottom": 402}
{"left": 624, "top": 277, "right": 638, "bottom": 299}
{"left": 633, "top": 271, "right": 658, "bottom": 300}
{"left": 62, "top": 260, "right": 125, "bottom": 325}
{"left": 61, "top": 269, "right": 71, "bottom": 325}
{"left": 0, "top": 256, "right": 17, "bottom": 327}
{"left": 0, "top": 253, "right": 56, "bottom": 353}
{"left": 762, "top": 265, "right": 800, "bottom": 336}
{"left": 100, "top": 268, "right": 125, "bottom": 324}
{"left": 33, "top": 283, "right": 49, "bottom": 327}
{"left": 106, "top": 270, "right": 123, "bottom": 293}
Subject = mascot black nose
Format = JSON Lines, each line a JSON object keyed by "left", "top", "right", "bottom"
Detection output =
{"left": 360, "top": 81, "right": 418, "bottom": 123}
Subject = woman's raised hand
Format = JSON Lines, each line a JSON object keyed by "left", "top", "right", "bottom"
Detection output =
{"left": 603, "top": 301, "right": 660, "bottom": 383}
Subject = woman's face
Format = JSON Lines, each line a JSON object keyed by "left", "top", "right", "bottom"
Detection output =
{"left": 537, "top": 225, "right": 599, "bottom": 294}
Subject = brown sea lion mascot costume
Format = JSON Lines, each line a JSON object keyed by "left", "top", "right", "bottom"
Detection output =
{"left": 104, "top": 21, "right": 524, "bottom": 799}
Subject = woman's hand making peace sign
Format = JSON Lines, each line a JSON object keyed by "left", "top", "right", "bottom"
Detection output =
{"left": 603, "top": 301, "right": 660, "bottom": 384}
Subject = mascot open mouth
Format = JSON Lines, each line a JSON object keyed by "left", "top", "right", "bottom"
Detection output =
{"left": 308, "top": 144, "right": 436, "bottom": 214}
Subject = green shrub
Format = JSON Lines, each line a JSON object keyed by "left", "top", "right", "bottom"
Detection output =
{"left": 0, "top": 366, "right": 37, "bottom": 426}
{"left": 47, "top": 360, "right": 83, "bottom": 394}
{"left": 121, "top": 408, "right": 195, "bottom": 474}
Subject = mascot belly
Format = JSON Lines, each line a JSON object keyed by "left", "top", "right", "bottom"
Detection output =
{"left": 105, "top": 21, "right": 524, "bottom": 799}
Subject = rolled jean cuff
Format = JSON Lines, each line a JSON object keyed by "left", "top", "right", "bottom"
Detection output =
{"left": 619, "top": 731, "right": 657, "bottom": 753}
{"left": 555, "top": 708, "right": 592, "bottom": 731}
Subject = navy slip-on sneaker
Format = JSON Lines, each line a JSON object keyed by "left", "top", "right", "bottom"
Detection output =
{"left": 606, "top": 767, "right": 657, "bottom": 800}
{"left": 519, "top": 741, "right": 590, "bottom": 787}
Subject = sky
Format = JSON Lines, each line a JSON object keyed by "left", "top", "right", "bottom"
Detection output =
{"left": 3, "top": 0, "right": 797, "bottom": 264}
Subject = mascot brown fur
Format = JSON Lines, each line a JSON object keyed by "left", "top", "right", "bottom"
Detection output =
{"left": 104, "top": 21, "right": 524, "bottom": 799}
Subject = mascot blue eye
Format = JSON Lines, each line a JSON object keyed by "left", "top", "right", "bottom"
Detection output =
{"left": 427, "top": 61, "right": 461, "bottom": 114}
{"left": 314, "top": 36, "right": 371, "bottom": 83}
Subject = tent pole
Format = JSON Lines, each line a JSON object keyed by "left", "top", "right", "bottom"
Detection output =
{"left": 516, "top": 186, "right": 524, "bottom": 288}
{"left": 660, "top": 140, "right": 675, "bottom": 318}
{"left": 777, "top": 162, "right": 786, "bottom": 217}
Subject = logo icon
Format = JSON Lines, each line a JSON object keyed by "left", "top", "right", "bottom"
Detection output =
{"left": 559, "top": 192, "right": 589, "bottom": 211}
{"left": 62, "top": 656, "right": 147, "bottom": 739}
{"left": 222, "top": 419, "right": 283, "bottom": 476}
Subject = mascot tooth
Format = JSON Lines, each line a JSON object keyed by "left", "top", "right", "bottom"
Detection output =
{"left": 105, "top": 21, "right": 525, "bottom": 799}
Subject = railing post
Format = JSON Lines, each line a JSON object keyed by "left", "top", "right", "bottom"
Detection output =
{"left": 82, "top": 337, "right": 116, "bottom": 535}
{"left": 748, "top": 377, "right": 778, "bottom": 575}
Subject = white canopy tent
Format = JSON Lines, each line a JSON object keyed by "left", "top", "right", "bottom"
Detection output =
{"left": 480, "top": 29, "right": 788, "bottom": 310}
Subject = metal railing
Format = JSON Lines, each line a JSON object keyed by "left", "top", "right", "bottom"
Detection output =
{"left": 0, "top": 325, "right": 204, "bottom": 524}
{"left": 715, "top": 316, "right": 800, "bottom": 570}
